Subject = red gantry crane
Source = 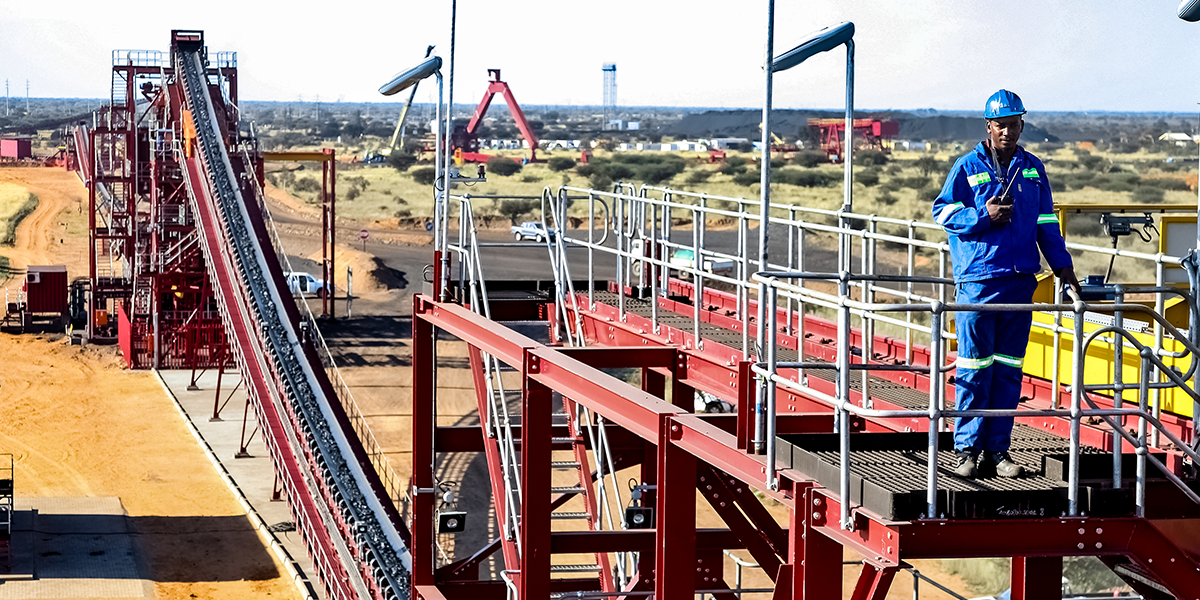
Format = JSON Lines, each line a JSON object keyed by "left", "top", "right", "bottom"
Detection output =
{"left": 453, "top": 69, "right": 542, "bottom": 164}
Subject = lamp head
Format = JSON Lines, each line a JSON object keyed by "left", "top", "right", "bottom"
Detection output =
{"left": 379, "top": 56, "right": 442, "bottom": 96}
{"left": 1181, "top": 0, "right": 1200, "bottom": 21}
{"left": 772, "top": 21, "right": 855, "bottom": 73}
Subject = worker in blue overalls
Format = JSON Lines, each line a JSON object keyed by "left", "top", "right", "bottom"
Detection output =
{"left": 932, "top": 90, "right": 1080, "bottom": 478}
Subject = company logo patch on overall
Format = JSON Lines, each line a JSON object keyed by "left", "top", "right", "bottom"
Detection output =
{"left": 967, "top": 172, "right": 991, "bottom": 187}
{"left": 1022, "top": 168, "right": 1040, "bottom": 179}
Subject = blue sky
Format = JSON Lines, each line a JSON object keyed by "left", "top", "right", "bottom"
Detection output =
{"left": 2, "top": 0, "right": 1199, "bottom": 112}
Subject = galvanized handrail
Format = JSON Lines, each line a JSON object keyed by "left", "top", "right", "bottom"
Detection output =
{"left": 751, "top": 269, "right": 1200, "bottom": 530}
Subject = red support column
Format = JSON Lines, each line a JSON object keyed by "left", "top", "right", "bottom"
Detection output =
{"left": 800, "top": 488, "right": 842, "bottom": 599}
{"left": 519, "top": 357, "right": 552, "bottom": 600}
{"left": 412, "top": 307, "right": 436, "bottom": 597}
{"left": 655, "top": 416, "right": 696, "bottom": 599}
{"left": 849, "top": 563, "right": 897, "bottom": 600}
{"left": 1011, "top": 556, "right": 1063, "bottom": 600}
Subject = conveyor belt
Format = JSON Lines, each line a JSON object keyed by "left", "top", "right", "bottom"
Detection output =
{"left": 585, "top": 289, "right": 1141, "bottom": 520}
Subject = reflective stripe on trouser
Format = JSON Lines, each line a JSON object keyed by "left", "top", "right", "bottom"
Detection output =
{"left": 952, "top": 274, "right": 1038, "bottom": 452}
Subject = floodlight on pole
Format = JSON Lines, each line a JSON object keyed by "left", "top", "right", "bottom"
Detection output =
{"left": 756, "top": 18, "right": 856, "bottom": 508}
{"left": 379, "top": 54, "right": 448, "bottom": 300}
{"left": 1180, "top": 0, "right": 1200, "bottom": 21}
{"left": 379, "top": 56, "right": 442, "bottom": 96}
{"left": 771, "top": 21, "right": 855, "bottom": 72}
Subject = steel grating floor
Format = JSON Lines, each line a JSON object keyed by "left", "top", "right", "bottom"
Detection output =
{"left": 584, "top": 289, "right": 1152, "bottom": 520}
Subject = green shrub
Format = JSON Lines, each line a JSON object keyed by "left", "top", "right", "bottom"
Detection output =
{"left": 914, "top": 155, "right": 943, "bottom": 177}
{"left": 1145, "top": 177, "right": 1190, "bottom": 191}
{"left": 877, "top": 191, "right": 897, "bottom": 205}
{"left": 411, "top": 167, "right": 437, "bottom": 185}
{"left": 719, "top": 159, "right": 748, "bottom": 175}
{"left": 1132, "top": 185, "right": 1165, "bottom": 203}
{"left": 897, "top": 176, "right": 932, "bottom": 189}
{"left": 293, "top": 177, "right": 320, "bottom": 193}
{"left": 520, "top": 174, "right": 540, "bottom": 183}
{"left": 792, "top": 151, "right": 826, "bottom": 168}
{"left": 685, "top": 170, "right": 712, "bottom": 184}
{"left": 732, "top": 170, "right": 761, "bottom": 186}
{"left": 487, "top": 156, "right": 523, "bottom": 176}
{"left": 773, "top": 168, "right": 838, "bottom": 187}
{"left": 387, "top": 152, "right": 417, "bottom": 171}
{"left": 857, "top": 170, "right": 880, "bottom": 187}
{"left": 346, "top": 187, "right": 361, "bottom": 201}
{"left": 856, "top": 149, "right": 889, "bottom": 166}
{"left": 498, "top": 198, "right": 539, "bottom": 224}
{"left": 770, "top": 157, "right": 786, "bottom": 169}
{"left": 548, "top": 156, "right": 576, "bottom": 172}
{"left": 589, "top": 173, "right": 614, "bottom": 190}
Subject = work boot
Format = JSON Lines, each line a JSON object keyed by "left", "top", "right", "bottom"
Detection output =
{"left": 954, "top": 450, "right": 979, "bottom": 478}
{"left": 980, "top": 451, "right": 1025, "bottom": 478}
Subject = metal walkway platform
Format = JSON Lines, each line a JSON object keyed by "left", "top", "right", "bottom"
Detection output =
{"left": 584, "top": 289, "right": 1187, "bottom": 522}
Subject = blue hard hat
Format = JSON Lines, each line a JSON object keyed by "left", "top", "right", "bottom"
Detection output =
{"left": 984, "top": 89, "right": 1026, "bottom": 119}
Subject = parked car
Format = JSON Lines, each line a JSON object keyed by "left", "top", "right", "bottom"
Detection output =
{"left": 667, "top": 248, "right": 735, "bottom": 281}
{"left": 285, "top": 272, "right": 331, "bottom": 298}
{"left": 511, "top": 221, "right": 556, "bottom": 242}
{"left": 628, "top": 241, "right": 736, "bottom": 281}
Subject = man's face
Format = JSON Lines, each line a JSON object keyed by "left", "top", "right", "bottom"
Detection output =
{"left": 987, "top": 116, "right": 1023, "bottom": 152}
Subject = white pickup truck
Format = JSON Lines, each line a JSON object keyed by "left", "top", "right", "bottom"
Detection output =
{"left": 628, "top": 241, "right": 736, "bottom": 281}
{"left": 667, "top": 248, "right": 735, "bottom": 280}
{"left": 285, "top": 272, "right": 331, "bottom": 298}
{"left": 511, "top": 221, "right": 556, "bottom": 242}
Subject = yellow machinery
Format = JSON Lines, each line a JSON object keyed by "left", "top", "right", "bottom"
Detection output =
{"left": 1013, "top": 203, "right": 1198, "bottom": 416}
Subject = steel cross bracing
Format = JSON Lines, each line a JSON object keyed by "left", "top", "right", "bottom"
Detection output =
{"left": 159, "top": 30, "right": 412, "bottom": 600}
{"left": 410, "top": 182, "right": 1200, "bottom": 598}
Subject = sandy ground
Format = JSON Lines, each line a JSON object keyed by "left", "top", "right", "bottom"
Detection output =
{"left": 0, "top": 335, "right": 298, "bottom": 599}
{"left": 0, "top": 168, "right": 298, "bottom": 599}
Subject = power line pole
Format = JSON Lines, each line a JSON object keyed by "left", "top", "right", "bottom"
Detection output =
{"left": 25, "top": 80, "right": 29, "bottom": 114}
{"left": 5, "top": 79, "right": 9, "bottom": 117}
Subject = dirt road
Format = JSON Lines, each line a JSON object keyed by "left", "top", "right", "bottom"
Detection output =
{"left": 0, "top": 168, "right": 89, "bottom": 284}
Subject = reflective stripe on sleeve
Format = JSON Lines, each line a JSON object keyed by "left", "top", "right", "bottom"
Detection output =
{"left": 937, "top": 202, "right": 965, "bottom": 225}
{"left": 956, "top": 355, "right": 994, "bottom": 370}
{"left": 1037, "top": 213, "right": 1059, "bottom": 225}
{"left": 1022, "top": 168, "right": 1040, "bottom": 178}
{"left": 994, "top": 353, "right": 1025, "bottom": 369}
{"left": 967, "top": 172, "right": 992, "bottom": 187}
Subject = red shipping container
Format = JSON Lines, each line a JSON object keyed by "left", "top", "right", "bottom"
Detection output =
{"left": 23, "top": 265, "right": 68, "bottom": 314}
{"left": 0, "top": 138, "right": 32, "bottom": 159}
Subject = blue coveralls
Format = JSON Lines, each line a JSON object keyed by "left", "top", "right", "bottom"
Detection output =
{"left": 932, "top": 142, "right": 1073, "bottom": 453}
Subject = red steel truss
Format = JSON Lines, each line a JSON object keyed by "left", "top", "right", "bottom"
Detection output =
{"left": 82, "top": 44, "right": 228, "bottom": 368}
{"left": 412, "top": 291, "right": 1200, "bottom": 599}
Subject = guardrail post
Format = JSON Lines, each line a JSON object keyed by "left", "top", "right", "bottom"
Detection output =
{"left": 838, "top": 273, "right": 852, "bottom": 530}
{"left": 1113, "top": 286, "right": 1125, "bottom": 488}
{"left": 753, "top": 278, "right": 768, "bottom": 454}
{"left": 1137, "top": 350, "right": 1151, "bottom": 517}
{"left": 926, "top": 306, "right": 942, "bottom": 520}
{"left": 766, "top": 282, "right": 779, "bottom": 490}
{"left": 1068, "top": 295, "right": 1085, "bottom": 516}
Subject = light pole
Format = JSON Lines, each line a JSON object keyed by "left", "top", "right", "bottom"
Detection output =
{"left": 1178, "top": 0, "right": 1200, "bottom": 440}
{"left": 379, "top": 55, "right": 449, "bottom": 300}
{"left": 754, "top": 18, "right": 856, "bottom": 456}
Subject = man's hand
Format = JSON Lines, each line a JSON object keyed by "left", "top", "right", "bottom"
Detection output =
{"left": 985, "top": 196, "right": 1012, "bottom": 226}
{"left": 1055, "top": 266, "right": 1081, "bottom": 296}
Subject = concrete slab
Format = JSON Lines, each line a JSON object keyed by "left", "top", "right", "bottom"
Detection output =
{"left": 0, "top": 497, "right": 150, "bottom": 600}
{"left": 155, "top": 370, "right": 320, "bottom": 599}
